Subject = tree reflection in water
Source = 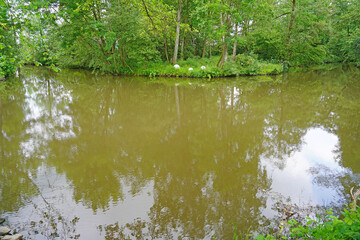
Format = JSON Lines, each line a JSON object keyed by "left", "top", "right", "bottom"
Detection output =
{"left": 0, "top": 66, "right": 359, "bottom": 239}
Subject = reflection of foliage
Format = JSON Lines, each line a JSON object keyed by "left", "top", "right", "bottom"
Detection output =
{"left": 333, "top": 70, "right": 360, "bottom": 174}
{"left": 257, "top": 189, "right": 328, "bottom": 238}
{"left": 309, "top": 164, "right": 348, "bottom": 189}
{"left": 0, "top": 169, "right": 37, "bottom": 213}
{"left": 98, "top": 219, "right": 148, "bottom": 240}
{"left": 0, "top": 76, "right": 35, "bottom": 213}
{"left": 1, "top": 66, "right": 360, "bottom": 238}
{"left": 25, "top": 204, "right": 80, "bottom": 240}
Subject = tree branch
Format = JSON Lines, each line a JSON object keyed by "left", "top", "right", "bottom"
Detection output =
{"left": 275, "top": 12, "right": 291, "bottom": 19}
{"left": 141, "top": 0, "right": 157, "bottom": 30}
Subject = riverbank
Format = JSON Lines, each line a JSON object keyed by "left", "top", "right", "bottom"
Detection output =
{"left": 137, "top": 58, "right": 360, "bottom": 78}
{"left": 136, "top": 55, "right": 283, "bottom": 78}
{"left": 246, "top": 188, "right": 360, "bottom": 239}
{"left": 253, "top": 204, "right": 360, "bottom": 239}
{"left": 25, "top": 56, "right": 360, "bottom": 79}
{"left": 23, "top": 54, "right": 283, "bottom": 78}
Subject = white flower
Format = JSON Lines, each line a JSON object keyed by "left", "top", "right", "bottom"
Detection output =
{"left": 188, "top": 67, "right": 193, "bottom": 71}
{"left": 174, "top": 64, "right": 180, "bottom": 69}
{"left": 201, "top": 66, "right": 206, "bottom": 70}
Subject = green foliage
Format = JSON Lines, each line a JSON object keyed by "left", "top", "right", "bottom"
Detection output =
{"left": 248, "top": 30, "right": 283, "bottom": 62}
{"left": 349, "top": 30, "right": 360, "bottom": 62}
{"left": 0, "top": 54, "right": 17, "bottom": 78}
{"left": 139, "top": 54, "right": 282, "bottom": 78}
{"left": 0, "top": 2, "right": 19, "bottom": 77}
{"left": 235, "top": 54, "right": 256, "bottom": 68}
{"left": 327, "top": 29, "right": 360, "bottom": 63}
{"left": 288, "top": 207, "right": 360, "bottom": 239}
{"left": 2, "top": 0, "right": 360, "bottom": 75}
{"left": 222, "top": 61, "right": 240, "bottom": 76}
{"left": 254, "top": 235, "right": 277, "bottom": 240}
{"left": 0, "top": 77, "right": 23, "bottom": 97}
{"left": 289, "top": 43, "right": 327, "bottom": 66}
{"left": 326, "top": 0, "right": 360, "bottom": 63}
{"left": 253, "top": 205, "right": 360, "bottom": 240}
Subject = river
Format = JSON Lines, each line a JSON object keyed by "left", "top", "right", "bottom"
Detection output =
{"left": 0, "top": 66, "right": 359, "bottom": 239}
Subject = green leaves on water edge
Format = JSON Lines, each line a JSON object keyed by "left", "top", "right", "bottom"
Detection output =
{"left": 140, "top": 54, "right": 283, "bottom": 78}
{"left": 254, "top": 206, "right": 360, "bottom": 239}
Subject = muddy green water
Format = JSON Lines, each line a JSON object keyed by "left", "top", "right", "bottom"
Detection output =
{"left": 1, "top": 66, "right": 360, "bottom": 239}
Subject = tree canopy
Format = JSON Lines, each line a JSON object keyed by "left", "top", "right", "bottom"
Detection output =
{"left": 1, "top": 0, "right": 359, "bottom": 77}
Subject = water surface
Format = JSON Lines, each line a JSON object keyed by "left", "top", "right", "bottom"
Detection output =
{"left": 1, "top": 66, "right": 360, "bottom": 239}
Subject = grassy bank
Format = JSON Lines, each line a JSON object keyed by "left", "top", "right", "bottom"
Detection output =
{"left": 137, "top": 55, "right": 283, "bottom": 78}
{"left": 21, "top": 53, "right": 359, "bottom": 79}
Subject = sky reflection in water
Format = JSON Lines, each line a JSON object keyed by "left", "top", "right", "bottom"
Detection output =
{"left": 1, "top": 66, "right": 359, "bottom": 239}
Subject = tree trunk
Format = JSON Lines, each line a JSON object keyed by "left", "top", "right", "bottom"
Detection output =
{"left": 232, "top": 22, "right": 238, "bottom": 61}
{"left": 180, "top": 36, "right": 185, "bottom": 61}
{"left": 217, "top": 42, "right": 228, "bottom": 67}
{"left": 172, "top": 3, "right": 181, "bottom": 64}
{"left": 224, "top": 43, "right": 228, "bottom": 62}
{"left": 111, "top": 45, "right": 119, "bottom": 72}
{"left": 164, "top": 38, "right": 169, "bottom": 63}
{"left": 141, "top": 0, "right": 157, "bottom": 30}
{"left": 201, "top": 37, "right": 207, "bottom": 58}
{"left": 217, "top": 12, "right": 228, "bottom": 68}
{"left": 210, "top": 43, "right": 212, "bottom": 58}
{"left": 243, "top": 19, "right": 249, "bottom": 52}
{"left": 120, "top": 46, "right": 125, "bottom": 68}
{"left": 4, "top": 0, "right": 16, "bottom": 45}
{"left": 285, "top": 0, "right": 296, "bottom": 62}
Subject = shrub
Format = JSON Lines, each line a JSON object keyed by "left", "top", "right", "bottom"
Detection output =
{"left": 235, "top": 54, "right": 257, "bottom": 68}
{"left": 222, "top": 61, "right": 239, "bottom": 76}
{"left": 255, "top": 205, "right": 360, "bottom": 239}
{"left": 206, "top": 65, "right": 223, "bottom": 77}
{"left": 138, "top": 54, "right": 283, "bottom": 77}
{"left": 0, "top": 55, "right": 17, "bottom": 77}
{"left": 349, "top": 30, "right": 360, "bottom": 62}
{"left": 288, "top": 206, "right": 360, "bottom": 239}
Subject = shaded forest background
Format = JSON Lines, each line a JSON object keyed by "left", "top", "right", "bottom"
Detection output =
{"left": 0, "top": 0, "right": 359, "bottom": 77}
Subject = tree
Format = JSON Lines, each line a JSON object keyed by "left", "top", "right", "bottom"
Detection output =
{"left": 171, "top": 1, "right": 181, "bottom": 64}
{"left": 0, "top": 0, "right": 20, "bottom": 77}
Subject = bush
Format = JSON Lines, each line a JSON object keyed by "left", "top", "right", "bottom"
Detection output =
{"left": 327, "top": 29, "right": 360, "bottom": 63}
{"left": 222, "top": 61, "right": 239, "bottom": 76}
{"left": 349, "top": 30, "right": 360, "bottom": 62}
{"left": 288, "top": 206, "right": 360, "bottom": 239}
{"left": 0, "top": 55, "right": 17, "bottom": 77}
{"left": 233, "top": 54, "right": 264, "bottom": 75}
{"left": 235, "top": 54, "right": 257, "bottom": 68}
{"left": 254, "top": 205, "right": 360, "bottom": 240}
